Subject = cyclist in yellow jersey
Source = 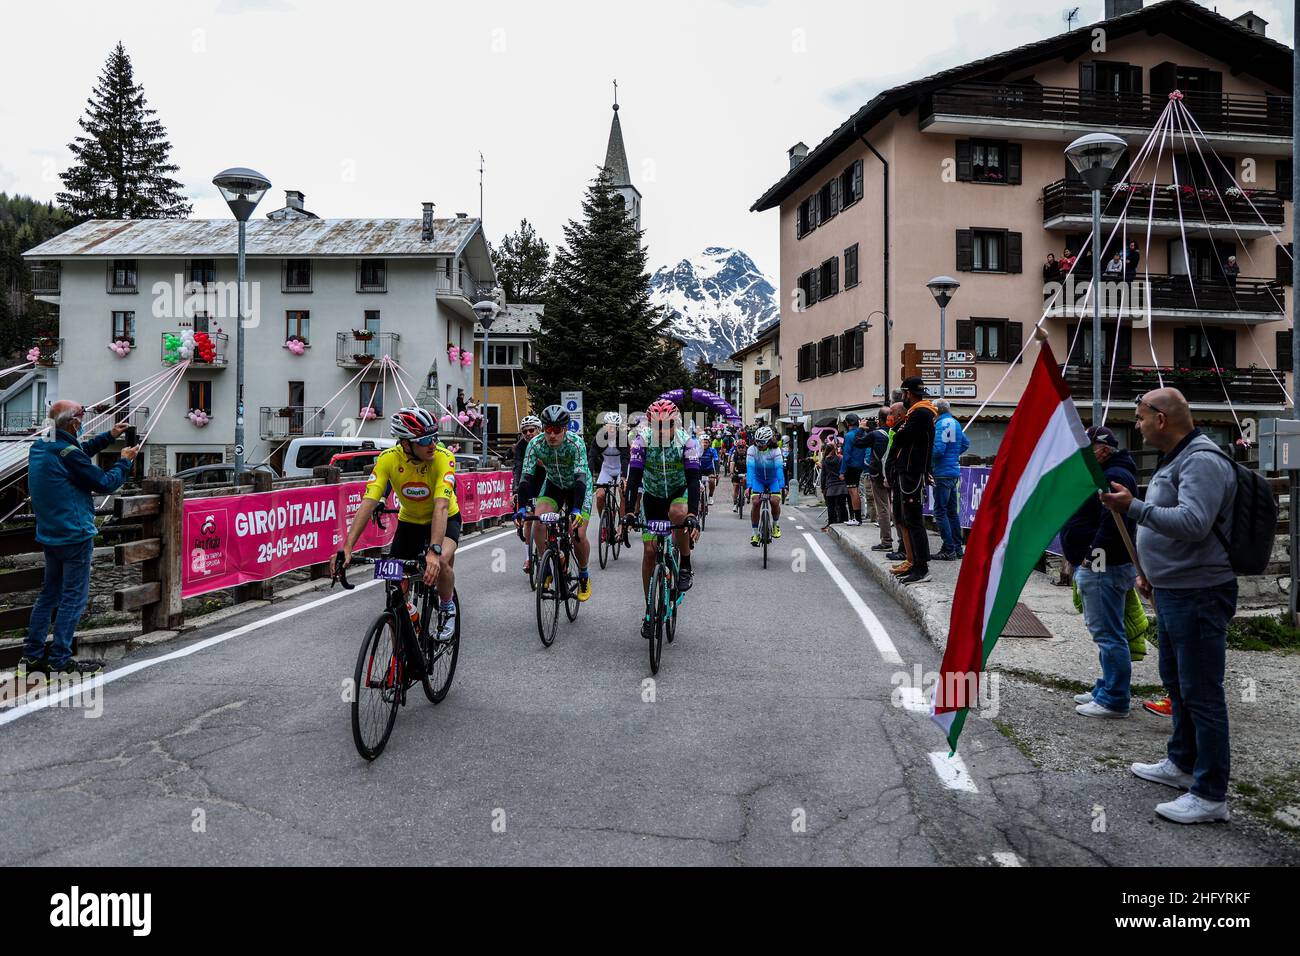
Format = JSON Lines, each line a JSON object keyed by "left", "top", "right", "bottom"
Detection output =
{"left": 342, "top": 407, "right": 460, "bottom": 638}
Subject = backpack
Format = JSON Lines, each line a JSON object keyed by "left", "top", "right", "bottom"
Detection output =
{"left": 1192, "top": 449, "right": 1277, "bottom": 575}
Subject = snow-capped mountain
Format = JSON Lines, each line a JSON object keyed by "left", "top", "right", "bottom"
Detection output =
{"left": 649, "top": 247, "right": 778, "bottom": 367}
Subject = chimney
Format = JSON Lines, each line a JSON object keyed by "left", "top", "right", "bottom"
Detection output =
{"left": 456, "top": 212, "right": 468, "bottom": 219}
{"left": 285, "top": 190, "right": 305, "bottom": 211}
{"left": 421, "top": 202, "right": 435, "bottom": 241}
{"left": 788, "top": 142, "right": 809, "bottom": 171}
{"left": 1103, "top": 0, "right": 1142, "bottom": 18}
{"left": 1233, "top": 11, "right": 1268, "bottom": 36}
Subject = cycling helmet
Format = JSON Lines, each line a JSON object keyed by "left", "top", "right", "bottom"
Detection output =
{"left": 520, "top": 414, "right": 542, "bottom": 430}
{"left": 601, "top": 411, "right": 622, "bottom": 426}
{"left": 538, "top": 404, "right": 571, "bottom": 428}
{"left": 647, "top": 399, "right": 680, "bottom": 425}
{"left": 754, "top": 425, "right": 775, "bottom": 446}
{"left": 390, "top": 406, "right": 436, "bottom": 441}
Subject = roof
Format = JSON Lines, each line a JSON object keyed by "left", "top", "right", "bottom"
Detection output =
{"left": 731, "top": 319, "right": 781, "bottom": 361}
{"left": 22, "top": 216, "right": 482, "bottom": 259}
{"left": 475, "top": 303, "right": 544, "bottom": 337}
{"left": 751, "top": 0, "right": 1293, "bottom": 212}
{"left": 603, "top": 105, "right": 633, "bottom": 187}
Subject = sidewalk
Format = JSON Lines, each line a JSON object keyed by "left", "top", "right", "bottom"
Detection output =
{"left": 824, "top": 518, "right": 1300, "bottom": 836}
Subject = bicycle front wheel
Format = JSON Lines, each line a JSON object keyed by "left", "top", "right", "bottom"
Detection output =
{"left": 648, "top": 565, "right": 664, "bottom": 674}
{"left": 421, "top": 588, "right": 460, "bottom": 704}
{"left": 536, "top": 550, "right": 561, "bottom": 647}
{"left": 598, "top": 510, "right": 611, "bottom": 569}
{"left": 351, "top": 612, "right": 401, "bottom": 761}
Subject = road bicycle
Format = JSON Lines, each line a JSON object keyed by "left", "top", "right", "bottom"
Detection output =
{"left": 514, "top": 499, "right": 540, "bottom": 591}
{"left": 525, "top": 510, "right": 581, "bottom": 647}
{"left": 623, "top": 515, "right": 692, "bottom": 674}
{"left": 697, "top": 476, "right": 710, "bottom": 531}
{"left": 333, "top": 543, "right": 460, "bottom": 762}
{"left": 755, "top": 491, "right": 775, "bottom": 570}
{"left": 734, "top": 478, "right": 748, "bottom": 517}
{"left": 596, "top": 481, "right": 623, "bottom": 569}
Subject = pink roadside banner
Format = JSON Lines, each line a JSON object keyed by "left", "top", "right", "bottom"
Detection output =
{"left": 180, "top": 472, "right": 516, "bottom": 599}
{"left": 181, "top": 481, "right": 395, "bottom": 599}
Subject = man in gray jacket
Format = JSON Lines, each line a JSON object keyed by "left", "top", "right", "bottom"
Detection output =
{"left": 1101, "top": 388, "right": 1235, "bottom": 825}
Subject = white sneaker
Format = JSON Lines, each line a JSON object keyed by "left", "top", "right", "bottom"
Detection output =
{"left": 1156, "top": 792, "right": 1230, "bottom": 824}
{"left": 437, "top": 603, "right": 457, "bottom": 641}
{"left": 1076, "top": 700, "right": 1127, "bottom": 718}
{"left": 1131, "top": 758, "right": 1194, "bottom": 791}
{"left": 1073, "top": 692, "right": 1094, "bottom": 705}
{"left": 845, "top": 518, "right": 861, "bottom": 526}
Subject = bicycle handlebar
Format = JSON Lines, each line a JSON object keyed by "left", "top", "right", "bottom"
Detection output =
{"left": 331, "top": 551, "right": 424, "bottom": 590}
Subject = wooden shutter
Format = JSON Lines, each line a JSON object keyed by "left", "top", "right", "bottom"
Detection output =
{"left": 1278, "top": 243, "right": 1293, "bottom": 285}
{"left": 1278, "top": 331, "right": 1293, "bottom": 372}
{"left": 956, "top": 319, "right": 974, "bottom": 351}
{"left": 1278, "top": 160, "right": 1292, "bottom": 198}
{"left": 955, "top": 229, "right": 973, "bottom": 271}
{"left": 830, "top": 257, "right": 839, "bottom": 295}
{"left": 853, "top": 159, "right": 864, "bottom": 201}
{"left": 1126, "top": 65, "right": 1142, "bottom": 94}
{"left": 1006, "top": 143, "right": 1022, "bottom": 184}
{"left": 956, "top": 140, "right": 972, "bottom": 182}
{"left": 810, "top": 268, "right": 820, "bottom": 305}
{"left": 1218, "top": 329, "right": 1237, "bottom": 368}
{"left": 1150, "top": 62, "right": 1177, "bottom": 98}
{"left": 829, "top": 178, "right": 841, "bottom": 218}
{"left": 808, "top": 193, "right": 819, "bottom": 229}
{"left": 1007, "top": 321, "right": 1024, "bottom": 364}
{"left": 1117, "top": 326, "right": 1133, "bottom": 368}
{"left": 1173, "top": 328, "right": 1191, "bottom": 366}
{"left": 1079, "top": 62, "right": 1096, "bottom": 91}
{"left": 1006, "top": 231, "right": 1023, "bottom": 273}
{"left": 854, "top": 326, "right": 864, "bottom": 368}
{"left": 1066, "top": 323, "right": 1083, "bottom": 365}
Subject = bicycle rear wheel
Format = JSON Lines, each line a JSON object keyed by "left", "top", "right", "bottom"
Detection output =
{"left": 351, "top": 613, "right": 401, "bottom": 761}
{"left": 564, "top": 547, "right": 580, "bottom": 622}
{"left": 536, "top": 550, "right": 561, "bottom": 647}
{"left": 648, "top": 565, "right": 664, "bottom": 674}
{"left": 761, "top": 509, "right": 771, "bottom": 570}
{"left": 665, "top": 558, "right": 679, "bottom": 645}
{"left": 420, "top": 588, "right": 460, "bottom": 703}
{"left": 598, "top": 509, "right": 611, "bottom": 569}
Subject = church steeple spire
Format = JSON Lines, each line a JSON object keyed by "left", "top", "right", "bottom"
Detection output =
{"left": 602, "top": 82, "right": 642, "bottom": 231}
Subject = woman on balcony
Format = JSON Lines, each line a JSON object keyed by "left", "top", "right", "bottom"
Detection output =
{"left": 1042, "top": 253, "right": 1061, "bottom": 284}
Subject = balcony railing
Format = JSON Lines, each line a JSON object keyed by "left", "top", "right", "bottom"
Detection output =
{"left": 1063, "top": 365, "right": 1286, "bottom": 405}
{"left": 29, "top": 264, "right": 60, "bottom": 295}
{"left": 0, "top": 412, "right": 43, "bottom": 435}
{"left": 336, "top": 331, "right": 400, "bottom": 367}
{"left": 28, "top": 338, "right": 62, "bottom": 366}
{"left": 160, "top": 331, "right": 229, "bottom": 368}
{"left": 1043, "top": 179, "right": 1286, "bottom": 230}
{"left": 434, "top": 273, "right": 495, "bottom": 303}
{"left": 924, "top": 83, "right": 1291, "bottom": 138}
{"left": 1045, "top": 272, "right": 1284, "bottom": 318}
{"left": 259, "top": 406, "right": 326, "bottom": 440}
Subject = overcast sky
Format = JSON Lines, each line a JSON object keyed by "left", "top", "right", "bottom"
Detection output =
{"left": 0, "top": 0, "right": 1288, "bottom": 280}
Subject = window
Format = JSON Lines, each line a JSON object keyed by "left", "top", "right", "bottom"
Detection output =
{"left": 797, "top": 195, "right": 818, "bottom": 239}
{"left": 956, "top": 229, "right": 1022, "bottom": 273}
{"left": 839, "top": 326, "right": 864, "bottom": 371}
{"left": 817, "top": 336, "right": 839, "bottom": 376}
{"left": 1175, "top": 327, "right": 1235, "bottom": 369}
{"left": 487, "top": 344, "right": 524, "bottom": 367}
{"left": 360, "top": 382, "right": 384, "bottom": 415}
{"left": 956, "top": 140, "right": 1022, "bottom": 184}
{"left": 1278, "top": 242, "right": 1294, "bottom": 285}
{"left": 110, "top": 259, "right": 137, "bottom": 292}
{"left": 844, "top": 244, "right": 860, "bottom": 288}
{"left": 1067, "top": 323, "right": 1132, "bottom": 367}
{"left": 189, "top": 381, "right": 213, "bottom": 415}
{"left": 957, "top": 318, "right": 1023, "bottom": 363}
{"left": 797, "top": 269, "right": 818, "bottom": 310}
{"left": 754, "top": 369, "right": 771, "bottom": 385}
{"left": 176, "top": 452, "right": 223, "bottom": 473}
{"left": 839, "top": 160, "right": 864, "bottom": 209}
{"left": 285, "top": 310, "right": 310, "bottom": 344}
{"left": 284, "top": 259, "right": 312, "bottom": 292}
{"left": 188, "top": 259, "right": 216, "bottom": 286}
{"left": 1278, "top": 330, "right": 1293, "bottom": 372}
{"left": 111, "top": 311, "right": 135, "bottom": 346}
{"left": 818, "top": 258, "right": 839, "bottom": 299}
{"left": 797, "top": 343, "right": 817, "bottom": 381}
{"left": 192, "top": 312, "right": 211, "bottom": 334}
{"left": 1278, "top": 160, "right": 1293, "bottom": 198}
{"left": 817, "top": 179, "right": 839, "bottom": 226}
{"left": 359, "top": 259, "right": 386, "bottom": 291}
{"left": 113, "top": 381, "right": 130, "bottom": 425}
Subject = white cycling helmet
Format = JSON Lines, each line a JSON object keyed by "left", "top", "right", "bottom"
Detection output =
{"left": 754, "top": 425, "right": 775, "bottom": 446}
{"left": 520, "top": 415, "right": 542, "bottom": 430}
{"left": 390, "top": 406, "right": 437, "bottom": 441}
{"left": 601, "top": 412, "right": 622, "bottom": 426}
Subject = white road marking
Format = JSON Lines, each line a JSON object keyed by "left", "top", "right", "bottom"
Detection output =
{"left": 897, "top": 686, "right": 928, "bottom": 713}
{"left": 0, "top": 530, "right": 514, "bottom": 726}
{"left": 928, "top": 751, "right": 979, "bottom": 793}
{"left": 993, "top": 851, "right": 1023, "bottom": 867}
{"left": 795, "top": 525, "right": 804, "bottom": 530}
{"left": 800, "top": 532, "right": 903, "bottom": 664}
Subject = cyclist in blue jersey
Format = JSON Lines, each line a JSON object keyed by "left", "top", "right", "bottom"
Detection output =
{"left": 747, "top": 425, "right": 785, "bottom": 546}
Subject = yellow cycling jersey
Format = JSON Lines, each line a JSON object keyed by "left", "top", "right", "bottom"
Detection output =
{"left": 363, "top": 444, "right": 459, "bottom": 523}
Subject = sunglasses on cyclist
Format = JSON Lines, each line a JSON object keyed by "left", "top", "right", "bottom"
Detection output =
{"left": 543, "top": 425, "right": 566, "bottom": 435}
{"left": 411, "top": 434, "right": 437, "bottom": 447}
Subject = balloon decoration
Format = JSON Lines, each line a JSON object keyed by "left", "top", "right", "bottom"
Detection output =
{"left": 460, "top": 351, "right": 473, "bottom": 367}
{"left": 26, "top": 347, "right": 41, "bottom": 364}
{"left": 358, "top": 408, "right": 379, "bottom": 421}
{"left": 448, "top": 345, "right": 461, "bottom": 363}
{"left": 284, "top": 338, "right": 306, "bottom": 356}
{"left": 187, "top": 409, "right": 210, "bottom": 428}
{"left": 193, "top": 331, "right": 217, "bottom": 364}
{"left": 107, "top": 340, "right": 132, "bottom": 358}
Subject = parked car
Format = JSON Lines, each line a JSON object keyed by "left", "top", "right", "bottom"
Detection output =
{"left": 328, "top": 449, "right": 382, "bottom": 479}
{"left": 282, "top": 437, "right": 396, "bottom": 478}
{"left": 174, "top": 463, "right": 279, "bottom": 487}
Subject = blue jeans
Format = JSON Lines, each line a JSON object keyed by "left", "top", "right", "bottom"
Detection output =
{"left": 1075, "top": 563, "right": 1137, "bottom": 712}
{"left": 1155, "top": 583, "right": 1236, "bottom": 803}
{"left": 932, "top": 476, "right": 962, "bottom": 553}
{"left": 21, "top": 540, "right": 95, "bottom": 668}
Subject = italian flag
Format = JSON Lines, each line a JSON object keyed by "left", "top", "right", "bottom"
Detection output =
{"left": 931, "top": 342, "right": 1106, "bottom": 752}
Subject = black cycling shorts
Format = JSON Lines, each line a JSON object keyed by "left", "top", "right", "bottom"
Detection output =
{"left": 388, "top": 516, "right": 462, "bottom": 560}
{"left": 843, "top": 466, "right": 864, "bottom": 485}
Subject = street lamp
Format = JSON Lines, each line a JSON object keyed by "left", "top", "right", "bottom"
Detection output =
{"left": 1065, "top": 132, "right": 1127, "bottom": 425}
{"left": 472, "top": 299, "right": 497, "bottom": 468}
{"left": 926, "top": 276, "right": 960, "bottom": 400}
{"left": 213, "top": 167, "right": 271, "bottom": 479}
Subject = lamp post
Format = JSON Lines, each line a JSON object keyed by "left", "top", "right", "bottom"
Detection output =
{"left": 472, "top": 300, "right": 497, "bottom": 468}
{"left": 213, "top": 167, "right": 271, "bottom": 478}
{"left": 925, "top": 277, "right": 960, "bottom": 400}
{"left": 1065, "top": 133, "right": 1127, "bottom": 425}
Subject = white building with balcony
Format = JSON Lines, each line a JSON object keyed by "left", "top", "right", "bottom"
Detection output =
{"left": 22, "top": 196, "right": 497, "bottom": 475}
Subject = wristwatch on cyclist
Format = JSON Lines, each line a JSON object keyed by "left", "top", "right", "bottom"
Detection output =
{"left": 428, "top": 543, "right": 444, "bottom": 556}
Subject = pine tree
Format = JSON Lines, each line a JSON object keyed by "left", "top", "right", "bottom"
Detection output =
{"left": 57, "top": 42, "right": 192, "bottom": 220}
{"left": 527, "top": 171, "right": 680, "bottom": 426}
{"left": 492, "top": 219, "right": 551, "bottom": 304}
{"left": 0, "top": 194, "right": 74, "bottom": 358}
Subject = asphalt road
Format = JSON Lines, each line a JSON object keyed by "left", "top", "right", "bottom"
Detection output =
{"left": 1, "top": 492, "right": 1295, "bottom": 866}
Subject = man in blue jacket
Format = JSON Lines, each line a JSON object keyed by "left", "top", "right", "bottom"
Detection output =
{"left": 931, "top": 400, "right": 971, "bottom": 560}
{"left": 837, "top": 413, "right": 869, "bottom": 526}
{"left": 17, "top": 401, "right": 140, "bottom": 679}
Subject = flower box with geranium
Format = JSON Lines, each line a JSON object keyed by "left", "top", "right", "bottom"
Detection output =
{"left": 353, "top": 329, "right": 375, "bottom": 342}
{"left": 353, "top": 353, "right": 376, "bottom": 365}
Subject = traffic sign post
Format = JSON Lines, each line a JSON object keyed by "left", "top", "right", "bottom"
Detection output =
{"left": 560, "top": 390, "right": 583, "bottom": 435}
{"left": 786, "top": 393, "right": 803, "bottom": 505}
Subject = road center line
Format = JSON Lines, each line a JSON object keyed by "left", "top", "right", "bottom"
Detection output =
{"left": 928, "top": 751, "right": 979, "bottom": 793}
{"left": 800, "top": 532, "right": 903, "bottom": 664}
{"left": 0, "top": 530, "right": 514, "bottom": 727}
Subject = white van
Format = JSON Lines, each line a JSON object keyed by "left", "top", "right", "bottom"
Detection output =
{"left": 280, "top": 437, "right": 396, "bottom": 478}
